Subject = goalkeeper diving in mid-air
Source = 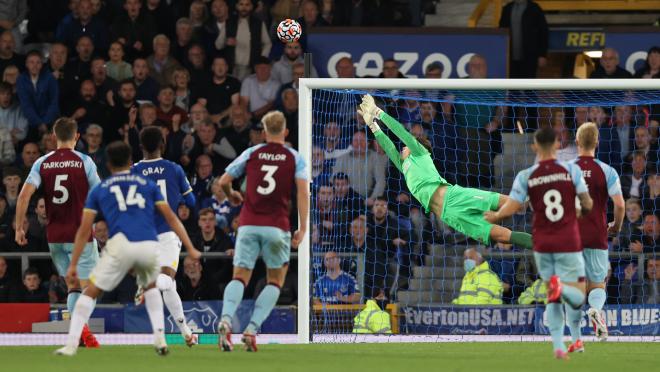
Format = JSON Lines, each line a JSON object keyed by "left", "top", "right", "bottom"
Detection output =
{"left": 358, "top": 94, "right": 532, "bottom": 249}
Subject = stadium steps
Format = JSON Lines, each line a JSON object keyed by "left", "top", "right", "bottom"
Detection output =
{"left": 413, "top": 266, "right": 465, "bottom": 279}
{"left": 424, "top": 0, "right": 488, "bottom": 27}
{"left": 397, "top": 290, "right": 456, "bottom": 304}
{"left": 424, "top": 254, "right": 463, "bottom": 267}
{"left": 408, "top": 278, "right": 463, "bottom": 292}
{"left": 493, "top": 133, "right": 535, "bottom": 193}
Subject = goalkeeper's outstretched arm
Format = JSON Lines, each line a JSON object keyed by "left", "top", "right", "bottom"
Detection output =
{"left": 359, "top": 94, "right": 427, "bottom": 156}
{"left": 358, "top": 106, "right": 403, "bottom": 172}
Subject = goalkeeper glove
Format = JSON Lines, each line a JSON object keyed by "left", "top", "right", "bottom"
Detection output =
{"left": 358, "top": 94, "right": 383, "bottom": 133}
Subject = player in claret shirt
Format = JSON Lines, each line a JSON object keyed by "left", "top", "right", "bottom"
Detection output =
{"left": 15, "top": 117, "right": 101, "bottom": 347}
{"left": 485, "top": 127, "right": 593, "bottom": 359}
{"left": 216, "top": 110, "right": 309, "bottom": 352}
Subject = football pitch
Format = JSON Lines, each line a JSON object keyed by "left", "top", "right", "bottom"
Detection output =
{"left": 1, "top": 342, "right": 657, "bottom": 372}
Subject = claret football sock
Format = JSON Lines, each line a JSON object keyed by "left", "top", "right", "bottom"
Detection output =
{"left": 221, "top": 280, "right": 245, "bottom": 324}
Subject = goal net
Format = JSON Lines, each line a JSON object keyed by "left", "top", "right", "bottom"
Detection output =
{"left": 298, "top": 79, "right": 660, "bottom": 342}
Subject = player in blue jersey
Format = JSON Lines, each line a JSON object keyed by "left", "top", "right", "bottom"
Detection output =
{"left": 55, "top": 142, "right": 201, "bottom": 357}
{"left": 132, "top": 127, "right": 198, "bottom": 347}
{"left": 486, "top": 127, "right": 593, "bottom": 359}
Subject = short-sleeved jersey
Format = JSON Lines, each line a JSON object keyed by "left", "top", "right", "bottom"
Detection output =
{"left": 571, "top": 156, "right": 622, "bottom": 249}
{"left": 225, "top": 143, "right": 307, "bottom": 231}
{"left": 313, "top": 272, "right": 359, "bottom": 304}
{"left": 131, "top": 158, "right": 192, "bottom": 234}
{"left": 510, "top": 159, "right": 588, "bottom": 253}
{"left": 84, "top": 172, "right": 165, "bottom": 242}
{"left": 26, "top": 149, "right": 101, "bottom": 243}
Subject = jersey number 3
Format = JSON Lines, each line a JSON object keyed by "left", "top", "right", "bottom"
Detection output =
{"left": 543, "top": 189, "right": 564, "bottom": 222}
{"left": 257, "top": 165, "right": 278, "bottom": 195}
{"left": 110, "top": 185, "right": 146, "bottom": 211}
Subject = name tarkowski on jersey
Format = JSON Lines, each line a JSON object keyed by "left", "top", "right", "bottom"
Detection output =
{"left": 42, "top": 160, "right": 83, "bottom": 169}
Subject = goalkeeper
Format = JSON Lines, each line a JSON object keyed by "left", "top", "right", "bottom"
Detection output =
{"left": 358, "top": 94, "right": 532, "bottom": 249}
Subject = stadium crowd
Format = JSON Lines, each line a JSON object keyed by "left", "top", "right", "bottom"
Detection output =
{"left": 0, "top": 0, "right": 657, "bottom": 308}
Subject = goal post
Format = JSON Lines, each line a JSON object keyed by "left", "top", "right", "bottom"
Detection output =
{"left": 297, "top": 78, "right": 660, "bottom": 344}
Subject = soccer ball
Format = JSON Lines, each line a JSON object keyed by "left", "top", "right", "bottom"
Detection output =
{"left": 277, "top": 19, "right": 302, "bottom": 43}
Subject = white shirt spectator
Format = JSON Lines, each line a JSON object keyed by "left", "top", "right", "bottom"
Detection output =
{"left": 239, "top": 74, "right": 279, "bottom": 113}
{"left": 271, "top": 55, "right": 318, "bottom": 85}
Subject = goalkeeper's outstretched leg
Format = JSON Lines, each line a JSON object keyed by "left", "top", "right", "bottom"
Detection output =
{"left": 357, "top": 93, "right": 532, "bottom": 249}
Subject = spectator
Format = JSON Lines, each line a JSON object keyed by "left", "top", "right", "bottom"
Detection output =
{"left": 90, "top": 57, "right": 117, "bottom": 106}
{"left": 110, "top": 0, "right": 157, "bottom": 61}
{"left": 171, "top": 18, "right": 195, "bottom": 66}
{"left": 39, "top": 131, "right": 56, "bottom": 154}
{"left": 333, "top": 131, "right": 386, "bottom": 203}
{"left": 156, "top": 85, "right": 188, "bottom": 126}
{"left": 196, "top": 56, "right": 240, "bottom": 124}
{"left": 332, "top": 171, "right": 365, "bottom": 225}
{"left": 204, "top": 0, "right": 230, "bottom": 62}
{"left": 66, "top": 79, "right": 107, "bottom": 134}
{"left": 61, "top": 35, "right": 95, "bottom": 101}
{"left": 26, "top": 196, "right": 47, "bottom": 250}
{"left": 452, "top": 54, "right": 504, "bottom": 187}
{"left": 0, "top": 0, "right": 27, "bottom": 52}
{"left": 47, "top": 43, "right": 68, "bottom": 89}
{"left": 499, "top": 0, "right": 548, "bottom": 78}
{"left": 178, "top": 203, "right": 198, "bottom": 237}
{"left": 621, "top": 151, "right": 648, "bottom": 199}
{"left": 379, "top": 58, "right": 404, "bottom": 79}
{"left": 0, "top": 81, "right": 27, "bottom": 150}
{"left": 188, "top": 0, "right": 208, "bottom": 35}
{"left": 239, "top": 56, "right": 279, "bottom": 120}
{"left": 615, "top": 198, "right": 644, "bottom": 250}
{"left": 227, "top": 0, "right": 272, "bottom": 80}
{"left": 55, "top": 0, "right": 107, "bottom": 51}
{"left": 319, "top": 121, "right": 351, "bottom": 163}
{"left": 11, "top": 267, "right": 49, "bottom": 303}
{"left": 280, "top": 88, "right": 298, "bottom": 147}
{"left": 2, "top": 64, "right": 18, "bottom": 90}
{"left": 193, "top": 207, "right": 234, "bottom": 282}
{"left": 107, "top": 79, "right": 138, "bottom": 143}
{"left": 190, "top": 154, "right": 214, "bottom": 202}
{"left": 201, "top": 177, "right": 241, "bottom": 231}
{"left": 551, "top": 112, "right": 577, "bottom": 162}
{"left": 17, "top": 142, "right": 40, "bottom": 180}
{"left": 106, "top": 41, "right": 134, "bottom": 82}
{"left": 144, "top": 0, "right": 176, "bottom": 39}
{"left": 216, "top": 105, "right": 250, "bottom": 165}
{"left": 82, "top": 123, "right": 108, "bottom": 178}
{"left": 248, "top": 120, "right": 265, "bottom": 146}
{"left": 620, "top": 258, "right": 660, "bottom": 304}
{"left": 311, "top": 145, "right": 331, "bottom": 187}
{"left": 313, "top": 251, "right": 361, "bottom": 304}
{"left": 590, "top": 48, "right": 633, "bottom": 78}
{"left": 315, "top": 184, "right": 336, "bottom": 243}
{"left": 271, "top": 40, "right": 318, "bottom": 85}
{"left": 452, "top": 248, "right": 504, "bottom": 305}
{"left": 16, "top": 51, "right": 60, "bottom": 135}
{"left": 147, "top": 34, "right": 181, "bottom": 87}
{"left": 0, "top": 256, "right": 16, "bottom": 302}
{"left": 0, "top": 32, "right": 25, "bottom": 77}
{"left": 2, "top": 166, "right": 21, "bottom": 209}
{"left": 634, "top": 46, "right": 660, "bottom": 79}
{"left": 274, "top": 61, "right": 303, "bottom": 109}
{"left": 177, "top": 256, "right": 219, "bottom": 301}
{"left": 643, "top": 172, "right": 660, "bottom": 214}
{"left": 185, "top": 43, "right": 211, "bottom": 88}
{"left": 628, "top": 214, "right": 659, "bottom": 253}
{"left": 171, "top": 67, "right": 193, "bottom": 111}
{"left": 297, "top": 0, "right": 328, "bottom": 49}
{"left": 626, "top": 126, "right": 659, "bottom": 166}
{"left": 366, "top": 197, "right": 411, "bottom": 295}
{"left": 132, "top": 58, "right": 159, "bottom": 103}
{"left": 94, "top": 219, "right": 108, "bottom": 250}
{"left": 517, "top": 278, "right": 547, "bottom": 304}
{"left": 335, "top": 56, "right": 356, "bottom": 78}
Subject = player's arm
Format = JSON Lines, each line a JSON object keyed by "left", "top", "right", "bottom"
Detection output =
{"left": 219, "top": 172, "right": 243, "bottom": 206}
{"left": 606, "top": 167, "right": 625, "bottom": 234}
{"left": 577, "top": 192, "right": 593, "bottom": 217}
{"left": 359, "top": 104, "right": 402, "bottom": 172}
{"left": 485, "top": 169, "right": 527, "bottom": 223}
{"left": 14, "top": 183, "right": 36, "bottom": 245}
{"left": 570, "top": 163, "right": 593, "bottom": 216}
{"left": 156, "top": 202, "right": 201, "bottom": 260}
{"left": 67, "top": 209, "right": 96, "bottom": 281}
{"left": 359, "top": 94, "right": 427, "bottom": 156}
{"left": 292, "top": 177, "right": 309, "bottom": 248}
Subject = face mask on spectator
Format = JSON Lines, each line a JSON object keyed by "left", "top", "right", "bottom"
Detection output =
{"left": 464, "top": 259, "right": 477, "bottom": 272}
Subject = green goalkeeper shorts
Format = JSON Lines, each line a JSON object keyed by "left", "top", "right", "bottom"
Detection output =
{"left": 440, "top": 185, "right": 500, "bottom": 244}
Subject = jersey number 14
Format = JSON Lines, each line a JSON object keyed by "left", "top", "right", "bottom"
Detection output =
{"left": 110, "top": 185, "right": 146, "bottom": 211}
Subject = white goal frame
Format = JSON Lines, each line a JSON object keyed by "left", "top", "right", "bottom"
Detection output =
{"left": 296, "top": 78, "right": 660, "bottom": 344}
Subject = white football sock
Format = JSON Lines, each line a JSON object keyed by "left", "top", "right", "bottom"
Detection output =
{"left": 144, "top": 288, "right": 166, "bottom": 345}
{"left": 162, "top": 279, "right": 191, "bottom": 337}
{"left": 66, "top": 295, "right": 95, "bottom": 348}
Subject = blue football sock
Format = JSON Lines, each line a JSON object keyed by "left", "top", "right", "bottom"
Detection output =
{"left": 245, "top": 285, "right": 281, "bottom": 335}
{"left": 546, "top": 303, "right": 567, "bottom": 352}
{"left": 588, "top": 288, "right": 607, "bottom": 310}
{"left": 66, "top": 290, "right": 81, "bottom": 315}
{"left": 221, "top": 280, "right": 245, "bottom": 325}
{"left": 564, "top": 303, "right": 582, "bottom": 343}
{"left": 561, "top": 285, "right": 585, "bottom": 309}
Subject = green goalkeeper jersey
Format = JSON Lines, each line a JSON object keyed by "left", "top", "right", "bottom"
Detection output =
{"left": 373, "top": 112, "right": 450, "bottom": 212}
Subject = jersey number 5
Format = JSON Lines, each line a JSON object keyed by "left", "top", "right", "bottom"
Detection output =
{"left": 52, "top": 174, "right": 69, "bottom": 204}
{"left": 110, "top": 185, "right": 146, "bottom": 211}
{"left": 257, "top": 165, "right": 278, "bottom": 195}
{"left": 543, "top": 189, "right": 564, "bottom": 222}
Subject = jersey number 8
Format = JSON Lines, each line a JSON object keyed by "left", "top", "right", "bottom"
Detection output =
{"left": 543, "top": 189, "right": 564, "bottom": 222}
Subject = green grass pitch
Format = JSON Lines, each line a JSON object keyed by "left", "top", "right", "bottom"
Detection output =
{"left": 1, "top": 342, "right": 657, "bottom": 372}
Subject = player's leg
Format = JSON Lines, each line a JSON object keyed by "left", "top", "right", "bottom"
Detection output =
{"left": 551, "top": 252, "right": 586, "bottom": 353}
{"left": 50, "top": 244, "right": 80, "bottom": 315}
{"left": 134, "top": 240, "right": 168, "bottom": 355}
{"left": 156, "top": 233, "right": 196, "bottom": 346}
{"left": 74, "top": 241, "right": 101, "bottom": 347}
{"left": 583, "top": 248, "right": 609, "bottom": 341}
{"left": 242, "top": 227, "right": 291, "bottom": 352}
{"left": 533, "top": 252, "right": 568, "bottom": 358}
